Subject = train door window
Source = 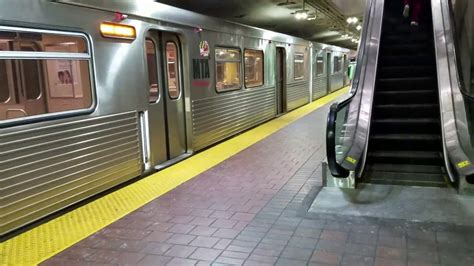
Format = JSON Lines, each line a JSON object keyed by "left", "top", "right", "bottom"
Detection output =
{"left": 294, "top": 53, "right": 305, "bottom": 80}
{"left": 333, "top": 56, "right": 342, "bottom": 73}
{"left": 165, "top": 42, "right": 180, "bottom": 99}
{"left": 215, "top": 47, "right": 241, "bottom": 92}
{"left": 0, "top": 28, "right": 93, "bottom": 123}
{"left": 244, "top": 49, "right": 264, "bottom": 88}
{"left": 145, "top": 39, "right": 159, "bottom": 102}
{"left": 316, "top": 52, "right": 325, "bottom": 76}
{"left": 0, "top": 60, "right": 9, "bottom": 102}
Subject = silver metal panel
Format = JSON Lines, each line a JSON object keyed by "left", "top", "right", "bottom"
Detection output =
{"left": 192, "top": 87, "right": 276, "bottom": 150}
{"left": 286, "top": 82, "right": 310, "bottom": 111}
{"left": 431, "top": 0, "right": 474, "bottom": 181}
{"left": 312, "top": 76, "right": 328, "bottom": 100}
{"left": 330, "top": 73, "right": 345, "bottom": 92}
{"left": 0, "top": 112, "right": 142, "bottom": 235}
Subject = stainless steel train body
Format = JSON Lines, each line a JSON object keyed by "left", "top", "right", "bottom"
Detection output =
{"left": 0, "top": 0, "right": 350, "bottom": 236}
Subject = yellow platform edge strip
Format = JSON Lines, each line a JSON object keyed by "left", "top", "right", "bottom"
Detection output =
{"left": 0, "top": 87, "right": 348, "bottom": 265}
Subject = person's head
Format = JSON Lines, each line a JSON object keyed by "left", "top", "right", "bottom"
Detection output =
{"left": 64, "top": 70, "right": 72, "bottom": 83}
{"left": 58, "top": 71, "right": 65, "bottom": 83}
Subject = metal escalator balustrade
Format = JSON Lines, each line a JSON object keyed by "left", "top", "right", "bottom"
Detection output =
{"left": 326, "top": 0, "right": 474, "bottom": 190}
{"left": 326, "top": 0, "right": 383, "bottom": 178}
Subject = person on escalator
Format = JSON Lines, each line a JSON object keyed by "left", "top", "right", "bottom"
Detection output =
{"left": 402, "top": 0, "right": 426, "bottom": 26}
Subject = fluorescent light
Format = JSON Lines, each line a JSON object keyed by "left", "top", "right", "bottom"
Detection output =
{"left": 346, "top": 17, "right": 359, "bottom": 24}
{"left": 295, "top": 10, "right": 308, "bottom": 20}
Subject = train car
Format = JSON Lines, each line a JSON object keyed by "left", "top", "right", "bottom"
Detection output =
{"left": 0, "top": 0, "right": 351, "bottom": 236}
{"left": 311, "top": 43, "right": 351, "bottom": 100}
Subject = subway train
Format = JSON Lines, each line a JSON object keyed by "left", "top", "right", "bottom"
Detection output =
{"left": 0, "top": 0, "right": 351, "bottom": 236}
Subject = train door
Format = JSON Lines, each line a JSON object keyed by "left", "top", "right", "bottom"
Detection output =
{"left": 145, "top": 30, "right": 187, "bottom": 168}
{"left": 276, "top": 47, "right": 286, "bottom": 115}
{"left": 326, "top": 52, "right": 332, "bottom": 92}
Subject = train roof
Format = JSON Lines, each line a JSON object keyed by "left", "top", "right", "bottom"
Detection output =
{"left": 57, "top": 0, "right": 351, "bottom": 53}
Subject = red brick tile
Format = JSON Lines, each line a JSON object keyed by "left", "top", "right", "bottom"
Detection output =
{"left": 189, "top": 247, "right": 222, "bottom": 261}
{"left": 190, "top": 217, "right": 216, "bottom": 226}
{"left": 212, "top": 219, "right": 238, "bottom": 229}
{"left": 210, "top": 211, "right": 235, "bottom": 219}
{"left": 310, "top": 250, "right": 342, "bottom": 265}
{"left": 231, "top": 212, "right": 255, "bottom": 222}
{"left": 213, "top": 228, "right": 240, "bottom": 239}
{"left": 164, "top": 245, "right": 196, "bottom": 258}
{"left": 143, "top": 231, "right": 173, "bottom": 242}
{"left": 168, "top": 224, "right": 195, "bottom": 234}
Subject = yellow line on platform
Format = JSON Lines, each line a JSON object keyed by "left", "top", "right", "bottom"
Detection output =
{"left": 0, "top": 87, "right": 349, "bottom": 265}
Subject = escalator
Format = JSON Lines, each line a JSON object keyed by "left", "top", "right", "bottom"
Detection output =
{"left": 362, "top": 0, "right": 447, "bottom": 187}
{"left": 326, "top": 0, "right": 474, "bottom": 192}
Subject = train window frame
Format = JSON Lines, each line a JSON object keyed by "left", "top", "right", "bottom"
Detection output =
{"left": 0, "top": 26, "right": 96, "bottom": 128}
{"left": 244, "top": 49, "right": 264, "bottom": 89}
{"left": 294, "top": 52, "right": 305, "bottom": 81}
{"left": 145, "top": 37, "right": 160, "bottom": 103}
{"left": 214, "top": 46, "right": 242, "bottom": 93}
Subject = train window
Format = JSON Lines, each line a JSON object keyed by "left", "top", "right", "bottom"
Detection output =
{"left": 145, "top": 39, "right": 159, "bottom": 103}
{"left": 215, "top": 47, "right": 241, "bottom": 92}
{"left": 244, "top": 49, "right": 264, "bottom": 88}
{"left": 0, "top": 27, "right": 93, "bottom": 123}
{"left": 166, "top": 42, "right": 180, "bottom": 99}
{"left": 0, "top": 61, "right": 9, "bottom": 103}
{"left": 294, "top": 53, "right": 305, "bottom": 80}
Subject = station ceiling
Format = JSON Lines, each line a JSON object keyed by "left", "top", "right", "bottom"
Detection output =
{"left": 156, "top": 0, "right": 366, "bottom": 49}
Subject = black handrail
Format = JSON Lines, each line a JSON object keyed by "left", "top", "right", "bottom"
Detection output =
{"left": 326, "top": 100, "right": 351, "bottom": 177}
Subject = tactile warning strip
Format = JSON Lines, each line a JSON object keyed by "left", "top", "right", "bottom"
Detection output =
{"left": 0, "top": 87, "right": 348, "bottom": 265}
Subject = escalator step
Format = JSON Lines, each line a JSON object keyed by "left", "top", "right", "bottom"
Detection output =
{"left": 377, "top": 77, "right": 436, "bottom": 90}
{"left": 367, "top": 150, "right": 443, "bottom": 165}
{"left": 375, "top": 90, "right": 437, "bottom": 104}
{"left": 379, "top": 55, "right": 434, "bottom": 66}
{"left": 382, "top": 34, "right": 431, "bottom": 45}
{"left": 382, "top": 44, "right": 432, "bottom": 55}
{"left": 378, "top": 66, "right": 436, "bottom": 78}
{"left": 372, "top": 104, "right": 439, "bottom": 119}
{"left": 371, "top": 118, "right": 440, "bottom": 134}
{"left": 362, "top": 170, "right": 447, "bottom": 187}
{"left": 365, "top": 163, "right": 445, "bottom": 174}
{"left": 370, "top": 134, "right": 442, "bottom": 151}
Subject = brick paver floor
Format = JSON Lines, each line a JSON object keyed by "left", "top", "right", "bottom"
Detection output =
{"left": 42, "top": 101, "right": 474, "bottom": 266}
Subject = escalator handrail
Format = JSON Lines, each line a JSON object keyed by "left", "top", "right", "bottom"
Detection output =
{"left": 432, "top": 0, "right": 474, "bottom": 178}
{"left": 326, "top": 0, "right": 378, "bottom": 178}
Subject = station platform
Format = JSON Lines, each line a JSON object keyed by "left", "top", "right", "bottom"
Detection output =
{"left": 2, "top": 87, "right": 474, "bottom": 266}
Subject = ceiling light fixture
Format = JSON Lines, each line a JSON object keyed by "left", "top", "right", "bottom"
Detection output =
{"left": 356, "top": 24, "right": 362, "bottom": 31}
{"left": 346, "top": 17, "right": 359, "bottom": 24}
{"left": 295, "top": 0, "right": 308, "bottom": 20}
